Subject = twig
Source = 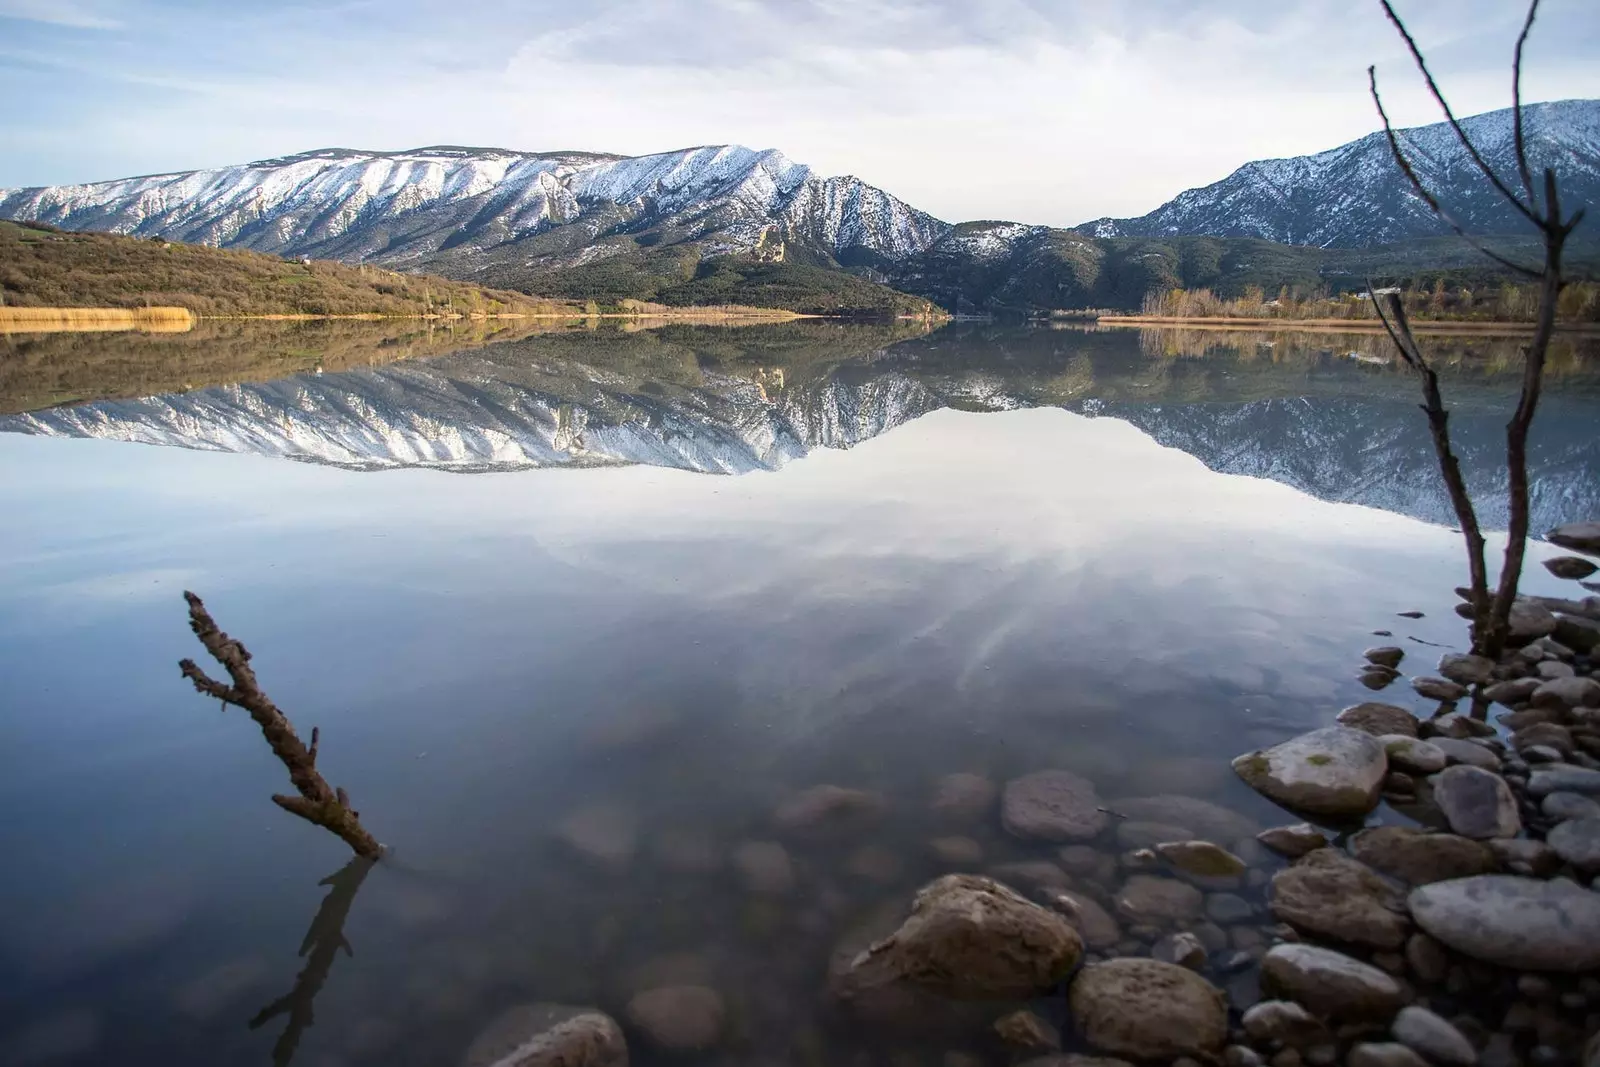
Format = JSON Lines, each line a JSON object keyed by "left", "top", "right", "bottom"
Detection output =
{"left": 1511, "top": 0, "right": 1542, "bottom": 209}
{"left": 178, "top": 592, "right": 382, "bottom": 858}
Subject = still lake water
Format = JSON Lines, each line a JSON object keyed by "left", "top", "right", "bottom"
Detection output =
{"left": 0, "top": 321, "right": 1596, "bottom": 1066}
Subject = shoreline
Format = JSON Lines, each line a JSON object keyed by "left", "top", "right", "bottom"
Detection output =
{"left": 1094, "top": 315, "right": 1600, "bottom": 336}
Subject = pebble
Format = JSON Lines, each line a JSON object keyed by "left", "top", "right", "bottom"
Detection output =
{"left": 1547, "top": 817, "right": 1600, "bottom": 873}
{"left": 1206, "top": 892, "right": 1254, "bottom": 925}
{"left": 1338, "top": 703, "right": 1421, "bottom": 738}
{"left": 1241, "top": 1000, "right": 1329, "bottom": 1048}
{"left": 1258, "top": 943, "right": 1406, "bottom": 1021}
{"left": 1414, "top": 677, "right": 1469, "bottom": 702}
{"left": 1543, "top": 791, "right": 1600, "bottom": 821}
{"left": 1404, "top": 933, "right": 1450, "bottom": 984}
{"left": 1432, "top": 765, "right": 1522, "bottom": 839}
{"left": 993, "top": 1009, "right": 1060, "bottom": 1051}
{"left": 1382, "top": 736, "right": 1448, "bottom": 775}
{"left": 1430, "top": 738, "right": 1502, "bottom": 770}
{"left": 1115, "top": 875, "right": 1203, "bottom": 924}
{"left": 1152, "top": 931, "right": 1208, "bottom": 970}
{"left": 1391, "top": 1005, "right": 1477, "bottom": 1066}
{"left": 1527, "top": 766, "right": 1600, "bottom": 798}
{"left": 1257, "top": 824, "right": 1329, "bottom": 858}
{"left": 1439, "top": 653, "right": 1495, "bottom": 686}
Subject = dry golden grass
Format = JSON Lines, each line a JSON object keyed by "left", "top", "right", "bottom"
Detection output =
{"left": 0, "top": 306, "right": 196, "bottom": 333}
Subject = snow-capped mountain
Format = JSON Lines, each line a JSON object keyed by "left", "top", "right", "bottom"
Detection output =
{"left": 1080, "top": 100, "right": 1600, "bottom": 247}
{"left": 3, "top": 330, "right": 1595, "bottom": 530}
{"left": 0, "top": 144, "right": 949, "bottom": 272}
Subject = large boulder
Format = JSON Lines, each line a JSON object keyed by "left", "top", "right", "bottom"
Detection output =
{"left": 832, "top": 875, "right": 1082, "bottom": 1001}
{"left": 1002, "top": 770, "right": 1108, "bottom": 842}
{"left": 1337, "top": 703, "right": 1419, "bottom": 738}
{"left": 1259, "top": 944, "right": 1407, "bottom": 1021}
{"left": 1067, "top": 958, "right": 1227, "bottom": 1059}
{"left": 462, "top": 1004, "right": 628, "bottom": 1067}
{"left": 1432, "top": 766, "right": 1521, "bottom": 839}
{"left": 1409, "top": 875, "right": 1600, "bottom": 972}
{"left": 1269, "top": 850, "right": 1408, "bottom": 948}
{"left": 1548, "top": 521, "right": 1600, "bottom": 556}
{"left": 1349, "top": 827, "right": 1497, "bottom": 885}
{"left": 1233, "top": 727, "right": 1387, "bottom": 816}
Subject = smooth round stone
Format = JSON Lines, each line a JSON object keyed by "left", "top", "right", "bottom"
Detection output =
{"left": 1365, "top": 647, "right": 1406, "bottom": 669}
{"left": 1269, "top": 849, "right": 1408, "bottom": 949}
{"left": 1349, "top": 1043, "right": 1429, "bottom": 1067}
{"left": 1068, "top": 958, "right": 1227, "bottom": 1058}
{"left": 1115, "top": 875, "right": 1203, "bottom": 924}
{"left": 1350, "top": 827, "right": 1496, "bottom": 885}
{"left": 1046, "top": 890, "right": 1121, "bottom": 950}
{"left": 1206, "top": 892, "right": 1254, "bottom": 925}
{"left": 1391, "top": 1005, "right": 1477, "bottom": 1067}
{"left": 1528, "top": 766, "right": 1600, "bottom": 798}
{"left": 1432, "top": 765, "right": 1521, "bottom": 840}
{"left": 1532, "top": 676, "right": 1600, "bottom": 709}
{"left": 1259, "top": 943, "right": 1406, "bottom": 1021}
{"left": 1537, "top": 660, "right": 1577, "bottom": 680}
{"left": 1381, "top": 735, "right": 1448, "bottom": 775}
{"left": 1544, "top": 791, "right": 1600, "bottom": 822}
{"left": 1337, "top": 702, "right": 1419, "bottom": 738}
{"left": 1438, "top": 653, "right": 1495, "bottom": 686}
{"left": 1232, "top": 727, "right": 1387, "bottom": 816}
{"left": 1485, "top": 678, "right": 1543, "bottom": 707}
{"left": 1409, "top": 875, "right": 1600, "bottom": 972}
{"left": 1241, "top": 1000, "right": 1328, "bottom": 1048}
{"left": 1002, "top": 770, "right": 1108, "bottom": 842}
{"left": 993, "top": 1009, "right": 1060, "bottom": 1051}
{"left": 1547, "top": 818, "right": 1600, "bottom": 873}
{"left": 1256, "top": 824, "right": 1328, "bottom": 858}
{"left": 1156, "top": 841, "right": 1246, "bottom": 885}
{"left": 1414, "top": 677, "right": 1469, "bottom": 702}
{"left": 1544, "top": 556, "right": 1599, "bottom": 580}
{"left": 1429, "top": 737, "right": 1500, "bottom": 770}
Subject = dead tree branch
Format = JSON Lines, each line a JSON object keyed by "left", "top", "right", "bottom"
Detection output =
{"left": 178, "top": 592, "right": 382, "bottom": 858}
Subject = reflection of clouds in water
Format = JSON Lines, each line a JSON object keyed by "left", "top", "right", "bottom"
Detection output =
{"left": 3, "top": 567, "right": 202, "bottom": 633}
{"left": 2, "top": 1007, "right": 100, "bottom": 1067}
{"left": 2, "top": 868, "right": 200, "bottom": 981}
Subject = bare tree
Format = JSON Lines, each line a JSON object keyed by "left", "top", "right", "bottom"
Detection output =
{"left": 179, "top": 592, "right": 382, "bottom": 857}
{"left": 1367, "top": 0, "right": 1585, "bottom": 659}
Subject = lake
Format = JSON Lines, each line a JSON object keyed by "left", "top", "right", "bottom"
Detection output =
{"left": 0, "top": 320, "right": 1596, "bottom": 1067}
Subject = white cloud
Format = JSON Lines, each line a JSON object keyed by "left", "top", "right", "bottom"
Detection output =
{"left": 0, "top": 0, "right": 121, "bottom": 29}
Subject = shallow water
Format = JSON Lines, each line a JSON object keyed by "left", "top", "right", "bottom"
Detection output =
{"left": 0, "top": 323, "right": 1595, "bottom": 1066}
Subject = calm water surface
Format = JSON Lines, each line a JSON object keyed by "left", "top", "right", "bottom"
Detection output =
{"left": 0, "top": 322, "right": 1596, "bottom": 1066}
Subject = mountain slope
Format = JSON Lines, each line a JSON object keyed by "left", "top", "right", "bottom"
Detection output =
{"left": 1079, "top": 100, "right": 1600, "bottom": 247}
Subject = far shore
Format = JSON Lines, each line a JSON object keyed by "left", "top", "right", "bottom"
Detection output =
{"left": 1093, "top": 314, "right": 1600, "bottom": 336}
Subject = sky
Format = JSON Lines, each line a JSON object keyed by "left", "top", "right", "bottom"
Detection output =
{"left": 1, "top": 0, "right": 1597, "bottom": 227}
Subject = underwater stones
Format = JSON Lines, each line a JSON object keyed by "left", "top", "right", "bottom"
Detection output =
{"left": 931, "top": 772, "right": 998, "bottom": 823}
{"left": 994, "top": 1009, "right": 1061, "bottom": 1052}
{"left": 1110, "top": 795, "right": 1257, "bottom": 843}
{"left": 1002, "top": 770, "right": 1108, "bottom": 842}
{"left": 1241, "top": 1000, "right": 1330, "bottom": 1048}
{"left": 1044, "top": 889, "right": 1122, "bottom": 950}
{"left": 462, "top": 1003, "right": 627, "bottom": 1067}
{"left": 1259, "top": 943, "right": 1407, "bottom": 1021}
{"left": 1233, "top": 727, "right": 1387, "bottom": 817}
{"left": 1433, "top": 766, "right": 1521, "bottom": 840}
{"left": 1151, "top": 930, "right": 1208, "bottom": 970}
{"left": 1412, "top": 875, "right": 1600, "bottom": 972}
{"left": 554, "top": 803, "right": 638, "bottom": 868}
{"left": 625, "top": 986, "right": 725, "bottom": 1052}
{"left": 1337, "top": 703, "right": 1419, "bottom": 738}
{"left": 1067, "top": 958, "right": 1227, "bottom": 1059}
{"left": 1349, "top": 827, "right": 1497, "bottom": 885}
{"left": 774, "top": 784, "right": 884, "bottom": 833}
{"left": 1115, "top": 874, "right": 1203, "bottom": 924}
{"left": 1548, "top": 521, "right": 1600, "bottom": 556}
{"left": 1257, "top": 824, "right": 1329, "bottom": 859}
{"left": 732, "top": 841, "right": 795, "bottom": 896}
{"left": 834, "top": 875, "right": 1082, "bottom": 1001}
{"left": 928, "top": 836, "right": 985, "bottom": 866}
{"left": 1156, "top": 840, "right": 1247, "bottom": 888}
{"left": 845, "top": 845, "right": 904, "bottom": 884}
{"left": 1269, "top": 850, "right": 1408, "bottom": 949}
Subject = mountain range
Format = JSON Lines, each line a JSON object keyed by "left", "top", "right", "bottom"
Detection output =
{"left": 2, "top": 101, "right": 1596, "bottom": 313}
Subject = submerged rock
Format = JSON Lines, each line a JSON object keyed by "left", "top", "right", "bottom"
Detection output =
{"left": 462, "top": 1003, "right": 628, "bottom": 1067}
{"left": 774, "top": 784, "right": 884, "bottom": 833}
{"left": 928, "top": 835, "right": 985, "bottom": 866}
{"left": 832, "top": 875, "right": 1082, "bottom": 1001}
{"left": 1409, "top": 875, "right": 1600, "bottom": 972}
{"left": 1259, "top": 943, "right": 1406, "bottom": 1021}
{"left": 1337, "top": 703, "right": 1419, "bottom": 738}
{"left": 1257, "top": 823, "right": 1329, "bottom": 858}
{"left": 1067, "top": 958, "right": 1227, "bottom": 1059}
{"left": 994, "top": 1009, "right": 1061, "bottom": 1052}
{"left": 1233, "top": 727, "right": 1387, "bottom": 816}
{"left": 931, "top": 772, "right": 998, "bottom": 823}
{"left": 625, "top": 986, "right": 725, "bottom": 1052}
{"left": 554, "top": 803, "right": 638, "bottom": 868}
{"left": 1110, "top": 795, "right": 1257, "bottom": 843}
{"left": 1002, "top": 770, "right": 1108, "bottom": 842}
{"left": 1270, "top": 849, "right": 1408, "bottom": 949}
{"left": 1350, "top": 827, "right": 1497, "bottom": 885}
{"left": 1432, "top": 765, "right": 1521, "bottom": 839}
{"left": 732, "top": 841, "right": 794, "bottom": 896}
{"left": 1044, "top": 890, "right": 1121, "bottom": 950}
{"left": 1115, "top": 875, "right": 1203, "bottom": 924}
{"left": 1156, "top": 840, "right": 1247, "bottom": 888}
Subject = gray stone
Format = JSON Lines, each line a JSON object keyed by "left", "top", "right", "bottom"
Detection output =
{"left": 1365, "top": 647, "right": 1407, "bottom": 669}
{"left": 1207, "top": 892, "right": 1254, "bottom": 925}
{"left": 1241, "top": 1000, "right": 1329, "bottom": 1048}
{"left": 931, "top": 772, "right": 998, "bottom": 823}
{"left": 1361, "top": 667, "right": 1402, "bottom": 690}
{"left": 1404, "top": 932, "right": 1450, "bottom": 984}
{"left": 1259, "top": 943, "right": 1407, "bottom": 1021}
{"left": 1115, "top": 875, "right": 1203, "bottom": 924}
{"left": 1536, "top": 660, "right": 1576, "bottom": 680}
{"left": 1485, "top": 678, "right": 1543, "bottom": 707}
{"left": 1269, "top": 849, "right": 1408, "bottom": 949}
{"left": 732, "top": 841, "right": 794, "bottom": 895}
{"left": 1527, "top": 766, "right": 1600, "bottom": 798}
{"left": 1409, "top": 875, "right": 1600, "bottom": 972}
{"left": 1257, "top": 823, "right": 1329, "bottom": 858}
{"left": 1544, "top": 556, "right": 1598, "bottom": 580}
{"left": 1430, "top": 738, "right": 1501, "bottom": 771}
{"left": 1532, "top": 676, "right": 1600, "bottom": 709}
{"left": 1508, "top": 599, "right": 1560, "bottom": 643}
{"left": 1433, "top": 766, "right": 1521, "bottom": 839}
{"left": 1349, "top": 1044, "right": 1429, "bottom": 1067}
{"left": 1233, "top": 727, "right": 1387, "bottom": 817}
{"left": 625, "top": 986, "right": 725, "bottom": 1052}
{"left": 1067, "top": 958, "right": 1228, "bottom": 1059}
{"left": 462, "top": 1004, "right": 628, "bottom": 1067}
{"left": 1414, "top": 677, "right": 1469, "bottom": 702}
{"left": 1544, "top": 791, "right": 1600, "bottom": 822}
{"left": 1439, "top": 654, "right": 1495, "bottom": 686}
{"left": 1522, "top": 745, "right": 1563, "bottom": 763}
{"left": 1512, "top": 723, "right": 1575, "bottom": 757}
{"left": 1350, "top": 827, "right": 1497, "bottom": 885}
{"left": 1382, "top": 736, "right": 1448, "bottom": 775}
{"left": 1547, "top": 817, "right": 1600, "bottom": 873}
{"left": 1548, "top": 522, "right": 1600, "bottom": 556}
{"left": 1002, "top": 770, "right": 1108, "bottom": 842}
{"left": 1338, "top": 703, "right": 1420, "bottom": 738}
{"left": 1109, "top": 794, "right": 1258, "bottom": 843}
{"left": 1554, "top": 614, "right": 1600, "bottom": 652}
{"left": 1488, "top": 838, "right": 1560, "bottom": 878}
{"left": 1428, "top": 713, "right": 1496, "bottom": 740}
{"left": 1391, "top": 1005, "right": 1478, "bottom": 1067}
{"left": 832, "top": 875, "right": 1082, "bottom": 1001}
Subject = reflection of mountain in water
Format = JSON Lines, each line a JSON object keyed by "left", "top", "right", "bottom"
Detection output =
{"left": 2, "top": 324, "right": 1597, "bottom": 530}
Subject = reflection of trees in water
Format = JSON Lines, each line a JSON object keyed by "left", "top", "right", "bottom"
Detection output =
{"left": 250, "top": 856, "right": 375, "bottom": 1067}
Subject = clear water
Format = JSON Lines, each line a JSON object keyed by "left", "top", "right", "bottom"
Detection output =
{"left": 0, "top": 323, "right": 1594, "bottom": 1066}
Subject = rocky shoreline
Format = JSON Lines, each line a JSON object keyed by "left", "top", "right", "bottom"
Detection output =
{"left": 460, "top": 525, "right": 1600, "bottom": 1067}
